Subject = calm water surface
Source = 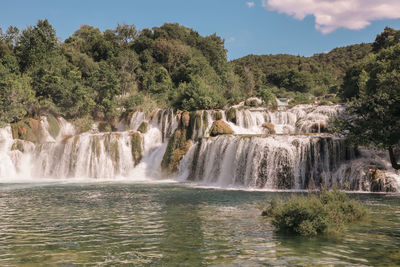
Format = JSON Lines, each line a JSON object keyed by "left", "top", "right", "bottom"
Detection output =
{"left": 0, "top": 182, "right": 399, "bottom": 266}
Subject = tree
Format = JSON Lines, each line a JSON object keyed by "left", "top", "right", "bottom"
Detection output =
{"left": 0, "top": 63, "right": 36, "bottom": 125}
{"left": 337, "top": 43, "right": 400, "bottom": 170}
{"left": 16, "top": 19, "right": 58, "bottom": 71}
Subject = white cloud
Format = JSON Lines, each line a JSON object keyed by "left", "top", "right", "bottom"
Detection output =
{"left": 262, "top": 0, "right": 400, "bottom": 34}
{"left": 246, "top": 1, "right": 255, "bottom": 8}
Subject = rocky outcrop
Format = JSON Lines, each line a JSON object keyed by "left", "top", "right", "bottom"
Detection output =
{"left": 209, "top": 120, "right": 234, "bottom": 137}
{"left": 161, "top": 112, "right": 192, "bottom": 173}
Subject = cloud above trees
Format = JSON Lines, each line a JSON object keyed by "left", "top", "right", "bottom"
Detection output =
{"left": 262, "top": 0, "right": 400, "bottom": 34}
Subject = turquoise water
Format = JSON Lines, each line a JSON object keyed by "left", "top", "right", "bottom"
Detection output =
{"left": 0, "top": 182, "right": 399, "bottom": 266}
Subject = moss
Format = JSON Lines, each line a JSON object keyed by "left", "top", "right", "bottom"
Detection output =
{"left": 91, "top": 136, "right": 101, "bottom": 158}
{"left": 47, "top": 114, "right": 60, "bottom": 138}
{"left": 11, "top": 120, "right": 38, "bottom": 143}
{"left": 262, "top": 189, "right": 369, "bottom": 236}
{"left": 111, "top": 140, "right": 120, "bottom": 171}
{"left": 188, "top": 111, "right": 201, "bottom": 139}
{"left": 130, "top": 132, "right": 142, "bottom": 165}
{"left": 245, "top": 99, "right": 260, "bottom": 107}
{"left": 181, "top": 111, "right": 190, "bottom": 127}
{"left": 137, "top": 122, "right": 148, "bottom": 134}
{"left": 98, "top": 121, "right": 112, "bottom": 132}
{"left": 11, "top": 141, "right": 24, "bottom": 152}
{"left": 161, "top": 128, "right": 191, "bottom": 173}
{"left": 209, "top": 120, "right": 234, "bottom": 137}
{"left": 202, "top": 111, "right": 209, "bottom": 133}
{"left": 214, "top": 111, "right": 223, "bottom": 121}
{"left": 225, "top": 108, "right": 236, "bottom": 123}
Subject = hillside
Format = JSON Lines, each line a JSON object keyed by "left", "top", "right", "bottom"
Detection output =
{"left": 0, "top": 20, "right": 394, "bottom": 129}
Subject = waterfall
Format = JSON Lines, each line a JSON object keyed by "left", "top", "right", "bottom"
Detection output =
{"left": 179, "top": 135, "right": 358, "bottom": 190}
{"left": 0, "top": 105, "right": 398, "bottom": 191}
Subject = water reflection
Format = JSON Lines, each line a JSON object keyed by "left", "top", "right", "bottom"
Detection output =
{"left": 0, "top": 183, "right": 398, "bottom": 266}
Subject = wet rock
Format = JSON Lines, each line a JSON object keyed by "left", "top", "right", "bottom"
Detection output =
{"left": 262, "top": 123, "right": 275, "bottom": 134}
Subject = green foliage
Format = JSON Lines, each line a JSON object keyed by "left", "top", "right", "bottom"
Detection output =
{"left": 0, "top": 63, "right": 35, "bottom": 125}
{"left": 336, "top": 42, "right": 400, "bottom": 169}
{"left": 72, "top": 116, "right": 94, "bottom": 134}
{"left": 257, "top": 87, "right": 277, "bottom": 108}
{"left": 0, "top": 19, "right": 391, "bottom": 131}
{"left": 173, "top": 75, "right": 226, "bottom": 111}
{"left": 262, "top": 190, "right": 369, "bottom": 236}
{"left": 16, "top": 19, "right": 58, "bottom": 72}
{"left": 98, "top": 121, "right": 112, "bottom": 132}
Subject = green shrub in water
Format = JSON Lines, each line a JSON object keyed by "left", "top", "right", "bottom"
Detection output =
{"left": 262, "top": 189, "right": 369, "bottom": 236}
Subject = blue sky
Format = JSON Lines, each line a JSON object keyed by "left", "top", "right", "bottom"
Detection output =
{"left": 1, "top": 0, "right": 400, "bottom": 60}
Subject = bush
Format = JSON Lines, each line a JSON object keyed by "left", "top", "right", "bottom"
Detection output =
{"left": 262, "top": 189, "right": 369, "bottom": 236}
{"left": 72, "top": 116, "right": 94, "bottom": 134}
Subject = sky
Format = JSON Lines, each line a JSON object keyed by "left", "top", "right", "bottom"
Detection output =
{"left": 1, "top": 0, "right": 400, "bottom": 60}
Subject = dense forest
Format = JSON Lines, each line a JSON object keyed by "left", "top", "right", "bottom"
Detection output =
{"left": 0, "top": 20, "right": 397, "bottom": 129}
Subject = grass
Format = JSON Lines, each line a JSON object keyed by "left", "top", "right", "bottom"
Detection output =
{"left": 261, "top": 189, "right": 369, "bottom": 236}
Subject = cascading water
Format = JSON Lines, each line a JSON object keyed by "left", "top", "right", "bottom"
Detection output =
{"left": 179, "top": 135, "right": 359, "bottom": 190}
{"left": 0, "top": 104, "right": 398, "bottom": 191}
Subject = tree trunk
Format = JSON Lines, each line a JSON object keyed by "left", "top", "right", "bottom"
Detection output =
{"left": 388, "top": 146, "right": 400, "bottom": 170}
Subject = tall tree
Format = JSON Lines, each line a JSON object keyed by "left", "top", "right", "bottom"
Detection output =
{"left": 337, "top": 43, "right": 400, "bottom": 169}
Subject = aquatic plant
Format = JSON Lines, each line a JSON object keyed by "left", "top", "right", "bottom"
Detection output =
{"left": 262, "top": 189, "right": 369, "bottom": 236}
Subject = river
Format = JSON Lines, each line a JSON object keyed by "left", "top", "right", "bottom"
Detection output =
{"left": 0, "top": 182, "right": 399, "bottom": 266}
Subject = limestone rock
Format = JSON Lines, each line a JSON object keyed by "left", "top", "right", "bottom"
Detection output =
{"left": 262, "top": 123, "right": 275, "bottom": 134}
{"left": 209, "top": 120, "right": 234, "bottom": 137}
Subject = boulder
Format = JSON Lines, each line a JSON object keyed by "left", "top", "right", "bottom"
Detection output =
{"left": 209, "top": 120, "right": 234, "bottom": 137}
{"left": 262, "top": 123, "right": 275, "bottom": 134}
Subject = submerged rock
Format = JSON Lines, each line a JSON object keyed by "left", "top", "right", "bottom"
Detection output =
{"left": 209, "top": 120, "right": 234, "bottom": 137}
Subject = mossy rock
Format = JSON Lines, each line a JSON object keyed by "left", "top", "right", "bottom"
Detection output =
{"left": 11, "top": 141, "right": 24, "bottom": 152}
{"left": 262, "top": 123, "right": 275, "bottom": 134}
{"left": 181, "top": 111, "right": 190, "bottom": 127}
{"left": 188, "top": 111, "right": 202, "bottom": 139}
{"left": 209, "top": 120, "right": 234, "bottom": 137}
{"left": 47, "top": 114, "right": 60, "bottom": 138}
{"left": 161, "top": 128, "right": 191, "bottom": 173}
{"left": 137, "top": 122, "right": 148, "bottom": 134}
{"left": 213, "top": 111, "right": 223, "bottom": 121}
{"left": 11, "top": 120, "right": 39, "bottom": 143}
{"left": 225, "top": 108, "right": 237, "bottom": 123}
{"left": 111, "top": 140, "right": 120, "bottom": 168}
{"left": 130, "top": 132, "right": 142, "bottom": 165}
{"left": 202, "top": 111, "right": 209, "bottom": 133}
{"left": 98, "top": 121, "right": 112, "bottom": 132}
{"left": 245, "top": 99, "right": 260, "bottom": 107}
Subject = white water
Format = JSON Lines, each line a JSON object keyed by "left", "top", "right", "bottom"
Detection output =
{"left": 0, "top": 105, "right": 398, "bottom": 191}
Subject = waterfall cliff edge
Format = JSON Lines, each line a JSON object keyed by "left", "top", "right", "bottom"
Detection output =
{"left": 0, "top": 105, "right": 398, "bottom": 192}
